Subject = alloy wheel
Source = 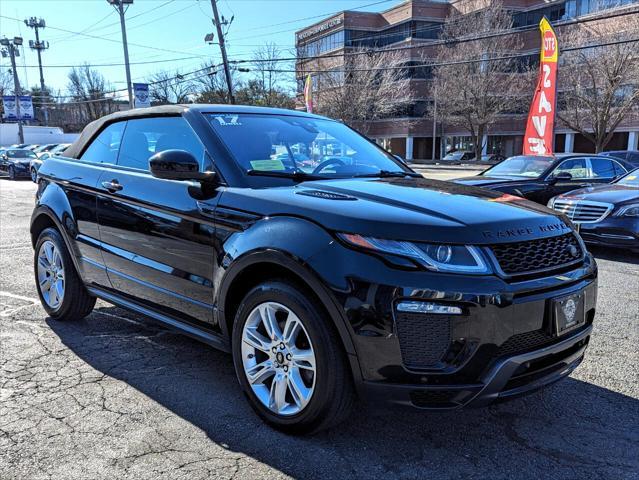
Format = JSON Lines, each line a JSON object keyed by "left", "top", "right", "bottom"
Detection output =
{"left": 31, "top": 168, "right": 37, "bottom": 182}
{"left": 241, "top": 302, "right": 316, "bottom": 416}
{"left": 36, "top": 240, "right": 65, "bottom": 309}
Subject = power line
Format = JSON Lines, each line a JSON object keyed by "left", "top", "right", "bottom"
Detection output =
{"left": 0, "top": 13, "right": 211, "bottom": 58}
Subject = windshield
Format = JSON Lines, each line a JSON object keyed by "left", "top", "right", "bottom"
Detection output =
{"left": 617, "top": 169, "right": 639, "bottom": 187}
{"left": 7, "top": 150, "right": 36, "bottom": 159}
{"left": 482, "top": 155, "right": 554, "bottom": 178}
{"left": 206, "top": 113, "right": 407, "bottom": 177}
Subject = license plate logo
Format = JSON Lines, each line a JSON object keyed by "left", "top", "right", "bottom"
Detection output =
{"left": 554, "top": 292, "right": 585, "bottom": 335}
{"left": 562, "top": 298, "right": 577, "bottom": 327}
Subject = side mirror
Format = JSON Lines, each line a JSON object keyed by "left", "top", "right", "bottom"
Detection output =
{"left": 149, "top": 149, "right": 217, "bottom": 184}
{"left": 549, "top": 171, "right": 572, "bottom": 184}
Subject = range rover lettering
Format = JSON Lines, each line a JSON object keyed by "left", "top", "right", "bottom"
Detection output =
{"left": 31, "top": 105, "right": 597, "bottom": 434}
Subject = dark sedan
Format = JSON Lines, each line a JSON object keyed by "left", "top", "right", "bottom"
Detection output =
{"left": 548, "top": 169, "right": 639, "bottom": 252}
{"left": 453, "top": 154, "right": 633, "bottom": 205}
{"left": 0, "top": 148, "right": 38, "bottom": 179}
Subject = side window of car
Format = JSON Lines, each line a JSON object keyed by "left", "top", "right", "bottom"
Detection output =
{"left": 80, "top": 121, "right": 126, "bottom": 164}
{"left": 589, "top": 158, "right": 618, "bottom": 179}
{"left": 553, "top": 158, "right": 589, "bottom": 179}
{"left": 117, "top": 116, "right": 205, "bottom": 171}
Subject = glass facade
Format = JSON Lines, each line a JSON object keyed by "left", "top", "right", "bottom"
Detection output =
{"left": 513, "top": 0, "right": 635, "bottom": 27}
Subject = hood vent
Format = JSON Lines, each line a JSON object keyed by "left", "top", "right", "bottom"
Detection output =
{"left": 296, "top": 189, "right": 357, "bottom": 201}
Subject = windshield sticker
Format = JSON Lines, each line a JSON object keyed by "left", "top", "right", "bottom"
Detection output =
{"left": 213, "top": 115, "right": 242, "bottom": 126}
{"left": 250, "top": 159, "right": 286, "bottom": 171}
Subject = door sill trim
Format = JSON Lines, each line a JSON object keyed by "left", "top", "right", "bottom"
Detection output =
{"left": 87, "top": 286, "right": 230, "bottom": 352}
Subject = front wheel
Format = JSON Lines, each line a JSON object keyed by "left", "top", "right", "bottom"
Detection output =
{"left": 232, "top": 280, "right": 354, "bottom": 434}
{"left": 8, "top": 165, "right": 16, "bottom": 180}
{"left": 31, "top": 168, "right": 37, "bottom": 183}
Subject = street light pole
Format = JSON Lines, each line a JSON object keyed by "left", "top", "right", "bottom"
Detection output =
{"left": 1, "top": 37, "right": 25, "bottom": 144}
{"left": 25, "top": 17, "right": 49, "bottom": 125}
{"left": 209, "top": 0, "right": 235, "bottom": 104}
{"left": 109, "top": 0, "right": 134, "bottom": 109}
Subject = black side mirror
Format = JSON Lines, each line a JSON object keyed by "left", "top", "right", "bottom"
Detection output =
{"left": 149, "top": 149, "right": 217, "bottom": 184}
{"left": 549, "top": 171, "right": 572, "bottom": 184}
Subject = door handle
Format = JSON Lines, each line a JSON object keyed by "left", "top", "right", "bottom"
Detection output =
{"left": 101, "top": 180, "right": 123, "bottom": 192}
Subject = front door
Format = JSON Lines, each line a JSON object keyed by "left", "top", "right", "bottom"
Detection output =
{"left": 96, "top": 116, "right": 221, "bottom": 327}
{"left": 543, "top": 157, "right": 594, "bottom": 204}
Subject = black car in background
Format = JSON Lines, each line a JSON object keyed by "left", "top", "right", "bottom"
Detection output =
{"left": 32, "top": 105, "right": 597, "bottom": 433}
{"left": 30, "top": 143, "right": 71, "bottom": 182}
{"left": 548, "top": 168, "right": 639, "bottom": 252}
{"left": 453, "top": 153, "right": 633, "bottom": 205}
{"left": 0, "top": 148, "right": 38, "bottom": 179}
{"left": 599, "top": 150, "right": 639, "bottom": 167}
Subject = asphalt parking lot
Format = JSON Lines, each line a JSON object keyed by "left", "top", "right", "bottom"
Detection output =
{"left": 1, "top": 174, "right": 638, "bottom": 480}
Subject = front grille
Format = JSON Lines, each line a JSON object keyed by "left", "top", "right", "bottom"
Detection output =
{"left": 395, "top": 312, "right": 452, "bottom": 370}
{"left": 552, "top": 199, "right": 612, "bottom": 223}
{"left": 410, "top": 390, "right": 459, "bottom": 408}
{"left": 496, "top": 329, "right": 554, "bottom": 357}
{"left": 490, "top": 233, "right": 583, "bottom": 275}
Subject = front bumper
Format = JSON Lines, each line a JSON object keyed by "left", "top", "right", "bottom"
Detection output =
{"left": 578, "top": 218, "right": 639, "bottom": 252}
{"left": 308, "top": 242, "right": 598, "bottom": 410}
{"left": 361, "top": 324, "right": 591, "bottom": 409}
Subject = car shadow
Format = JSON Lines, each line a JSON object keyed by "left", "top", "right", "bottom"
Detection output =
{"left": 589, "top": 246, "right": 639, "bottom": 264}
{"left": 47, "top": 306, "right": 638, "bottom": 479}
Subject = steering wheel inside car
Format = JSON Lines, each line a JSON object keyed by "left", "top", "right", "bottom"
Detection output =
{"left": 312, "top": 158, "right": 346, "bottom": 175}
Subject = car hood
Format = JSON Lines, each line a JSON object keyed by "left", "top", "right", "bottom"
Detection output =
{"left": 220, "top": 177, "right": 571, "bottom": 244}
{"left": 8, "top": 159, "right": 32, "bottom": 166}
{"left": 452, "top": 175, "right": 535, "bottom": 187}
{"left": 556, "top": 184, "right": 639, "bottom": 204}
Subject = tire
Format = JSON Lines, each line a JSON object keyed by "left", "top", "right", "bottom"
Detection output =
{"left": 8, "top": 165, "right": 16, "bottom": 180}
{"left": 34, "top": 227, "right": 96, "bottom": 321}
{"left": 232, "top": 280, "right": 354, "bottom": 434}
{"left": 31, "top": 168, "right": 37, "bottom": 183}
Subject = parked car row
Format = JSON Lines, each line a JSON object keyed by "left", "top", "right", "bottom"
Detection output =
{"left": 0, "top": 143, "right": 70, "bottom": 181}
{"left": 452, "top": 154, "right": 639, "bottom": 252}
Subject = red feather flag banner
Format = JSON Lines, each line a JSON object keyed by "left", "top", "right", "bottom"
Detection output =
{"left": 523, "top": 17, "right": 559, "bottom": 156}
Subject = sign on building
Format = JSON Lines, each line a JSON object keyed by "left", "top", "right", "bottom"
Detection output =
{"left": 2, "top": 95, "right": 34, "bottom": 120}
{"left": 133, "top": 83, "right": 151, "bottom": 108}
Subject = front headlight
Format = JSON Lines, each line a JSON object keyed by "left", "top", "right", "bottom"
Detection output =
{"left": 337, "top": 233, "right": 490, "bottom": 273}
{"left": 547, "top": 197, "right": 556, "bottom": 208}
{"left": 613, "top": 203, "right": 639, "bottom": 217}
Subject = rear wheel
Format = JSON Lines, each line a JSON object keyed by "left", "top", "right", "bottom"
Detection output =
{"left": 34, "top": 227, "right": 96, "bottom": 321}
{"left": 232, "top": 280, "right": 354, "bottom": 434}
{"left": 8, "top": 165, "right": 16, "bottom": 180}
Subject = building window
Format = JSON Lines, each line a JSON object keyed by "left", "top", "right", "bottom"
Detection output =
{"left": 297, "top": 30, "right": 345, "bottom": 58}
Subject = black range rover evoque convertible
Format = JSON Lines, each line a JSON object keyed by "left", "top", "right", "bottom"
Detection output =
{"left": 31, "top": 105, "right": 597, "bottom": 433}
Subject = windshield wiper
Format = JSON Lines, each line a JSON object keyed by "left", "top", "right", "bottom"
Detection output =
{"left": 247, "top": 169, "right": 324, "bottom": 181}
{"left": 352, "top": 170, "right": 422, "bottom": 179}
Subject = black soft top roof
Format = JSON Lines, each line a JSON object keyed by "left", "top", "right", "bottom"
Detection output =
{"left": 63, "top": 104, "right": 323, "bottom": 159}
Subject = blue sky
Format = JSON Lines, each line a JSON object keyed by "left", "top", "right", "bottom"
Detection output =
{"left": 0, "top": 0, "right": 395, "bottom": 99}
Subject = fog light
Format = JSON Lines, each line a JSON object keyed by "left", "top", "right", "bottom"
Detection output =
{"left": 396, "top": 301, "right": 462, "bottom": 315}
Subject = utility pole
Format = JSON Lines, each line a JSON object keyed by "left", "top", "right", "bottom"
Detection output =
{"left": 25, "top": 17, "right": 49, "bottom": 125}
{"left": 1, "top": 37, "right": 25, "bottom": 144}
{"left": 108, "top": 0, "right": 134, "bottom": 109}
{"left": 431, "top": 86, "right": 437, "bottom": 161}
{"left": 209, "top": 0, "right": 235, "bottom": 104}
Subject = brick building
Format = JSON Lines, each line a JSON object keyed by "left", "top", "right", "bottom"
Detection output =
{"left": 295, "top": 0, "right": 639, "bottom": 160}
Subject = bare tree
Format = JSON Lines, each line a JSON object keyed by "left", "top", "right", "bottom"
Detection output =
{"left": 431, "top": 0, "right": 531, "bottom": 160}
{"left": 148, "top": 69, "right": 193, "bottom": 105}
{"left": 252, "top": 42, "right": 291, "bottom": 105}
{"left": 0, "top": 68, "right": 13, "bottom": 97}
{"left": 67, "top": 64, "right": 115, "bottom": 123}
{"left": 194, "top": 63, "right": 239, "bottom": 104}
{"left": 557, "top": 15, "right": 639, "bottom": 152}
{"left": 315, "top": 48, "right": 412, "bottom": 134}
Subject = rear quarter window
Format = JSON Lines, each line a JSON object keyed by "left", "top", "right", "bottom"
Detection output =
{"left": 80, "top": 122, "right": 126, "bottom": 164}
